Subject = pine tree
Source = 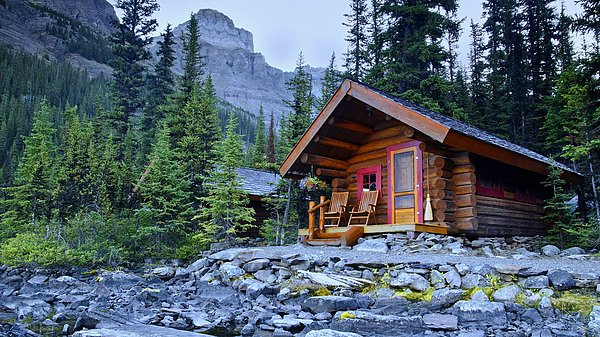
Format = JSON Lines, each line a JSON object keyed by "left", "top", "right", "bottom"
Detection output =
{"left": 199, "top": 116, "right": 255, "bottom": 246}
{"left": 343, "top": 0, "right": 369, "bottom": 80}
{"left": 109, "top": 0, "right": 159, "bottom": 142}
{"left": 180, "top": 13, "right": 204, "bottom": 99}
{"left": 136, "top": 125, "right": 193, "bottom": 256}
{"left": 1, "top": 101, "right": 57, "bottom": 238}
{"left": 248, "top": 105, "right": 268, "bottom": 168}
{"left": 317, "top": 52, "right": 341, "bottom": 111}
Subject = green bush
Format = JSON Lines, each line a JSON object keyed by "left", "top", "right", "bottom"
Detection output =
{"left": 0, "top": 233, "right": 95, "bottom": 267}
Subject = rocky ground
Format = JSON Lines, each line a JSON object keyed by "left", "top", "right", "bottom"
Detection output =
{"left": 2, "top": 234, "right": 600, "bottom": 337}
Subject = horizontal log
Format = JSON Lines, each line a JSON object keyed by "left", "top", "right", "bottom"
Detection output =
{"left": 476, "top": 195, "right": 544, "bottom": 214}
{"left": 455, "top": 194, "right": 476, "bottom": 208}
{"left": 357, "top": 136, "right": 412, "bottom": 154}
{"left": 348, "top": 149, "right": 387, "bottom": 165}
{"left": 301, "top": 153, "right": 348, "bottom": 171}
{"left": 477, "top": 205, "right": 542, "bottom": 220}
{"left": 314, "top": 136, "right": 360, "bottom": 151}
{"left": 452, "top": 164, "right": 475, "bottom": 174}
{"left": 452, "top": 151, "right": 471, "bottom": 165}
{"left": 365, "top": 124, "right": 415, "bottom": 142}
{"left": 328, "top": 117, "right": 374, "bottom": 134}
{"left": 316, "top": 168, "right": 347, "bottom": 179}
{"left": 345, "top": 174, "right": 357, "bottom": 184}
{"left": 434, "top": 210, "right": 455, "bottom": 223}
{"left": 452, "top": 172, "right": 476, "bottom": 186}
{"left": 454, "top": 217, "right": 478, "bottom": 231}
{"left": 427, "top": 155, "right": 446, "bottom": 169}
{"left": 453, "top": 184, "right": 477, "bottom": 195}
{"left": 425, "top": 189, "right": 446, "bottom": 199}
{"left": 347, "top": 157, "right": 386, "bottom": 173}
{"left": 423, "top": 177, "right": 447, "bottom": 190}
{"left": 477, "top": 215, "right": 545, "bottom": 229}
{"left": 331, "top": 178, "right": 348, "bottom": 189}
{"left": 454, "top": 206, "right": 477, "bottom": 218}
{"left": 424, "top": 169, "right": 452, "bottom": 179}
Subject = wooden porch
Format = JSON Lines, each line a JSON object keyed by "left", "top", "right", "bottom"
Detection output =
{"left": 303, "top": 195, "right": 448, "bottom": 247}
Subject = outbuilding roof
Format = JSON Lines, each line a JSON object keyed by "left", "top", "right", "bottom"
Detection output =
{"left": 237, "top": 167, "right": 281, "bottom": 197}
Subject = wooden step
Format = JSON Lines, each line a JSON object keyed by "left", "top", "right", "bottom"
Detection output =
{"left": 305, "top": 238, "right": 342, "bottom": 246}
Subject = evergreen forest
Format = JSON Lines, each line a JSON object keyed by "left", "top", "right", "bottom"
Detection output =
{"left": 0, "top": 0, "right": 599, "bottom": 266}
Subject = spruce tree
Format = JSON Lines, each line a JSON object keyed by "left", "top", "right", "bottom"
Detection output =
{"left": 365, "top": 0, "right": 385, "bottom": 84}
{"left": 248, "top": 105, "right": 268, "bottom": 168}
{"left": 180, "top": 13, "right": 204, "bottom": 99}
{"left": 285, "top": 52, "right": 314, "bottom": 143}
{"left": 109, "top": 0, "right": 159, "bottom": 142}
{"left": 317, "top": 52, "right": 341, "bottom": 111}
{"left": 200, "top": 116, "right": 255, "bottom": 246}
{"left": 343, "top": 0, "right": 370, "bottom": 80}
{"left": 1, "top": 101, "right": 57, "bottom": 238}
{"left": 468, "top": 20, "right": 488, "bottom": 128}
{"left": 142, "top": 24, "right": 176, "bottom": 156}
{"left": 136, "top": 125, "right": 193, "bottom": 256}
{"left": 267, "top": 111, "right": 276, "bottom": 164}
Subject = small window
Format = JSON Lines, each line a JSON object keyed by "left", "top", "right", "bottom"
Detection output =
{"left": 476, "top": 164, "right": 504, "bottom": 198}
{"left": 357, "top": 165, "right": 382, "bottom": 200}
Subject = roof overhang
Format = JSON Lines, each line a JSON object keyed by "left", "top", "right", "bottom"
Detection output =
{"left": 279, "top": 79, "right": 584, "bottom": 184}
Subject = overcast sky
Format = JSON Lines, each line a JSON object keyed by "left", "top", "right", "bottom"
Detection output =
{"left": 110, "top": 0, "right": 583, "bottom": 72}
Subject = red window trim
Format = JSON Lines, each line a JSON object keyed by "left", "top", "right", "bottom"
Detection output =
{"left": 476, "top": 178, "right": 505, "bottom": 198}
{"left": 356, "top": 165, "right": 382, "bottom": 201}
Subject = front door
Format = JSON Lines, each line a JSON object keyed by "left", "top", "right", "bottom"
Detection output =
{"left": 387, "top": 142, "right": 422, "bottom": 224}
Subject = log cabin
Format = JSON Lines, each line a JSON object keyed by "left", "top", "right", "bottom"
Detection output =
{"left": 279, "top": 79, "right": 583, "bottom": 245}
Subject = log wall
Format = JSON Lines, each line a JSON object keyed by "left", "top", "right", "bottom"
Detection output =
{"left": 422, "top": 152, "right": 454, "bottom": 226}
{"left": 475, "top": 195, "right": 546, "bottom": 236}
{"left": 450, "top": 152, "right": 478, "bottom": 233}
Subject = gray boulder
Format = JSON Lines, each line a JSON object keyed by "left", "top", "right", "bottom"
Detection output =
{"left": 588, "top": 306, "right": 600, "bottom": 337}
{"left": 523, "top": 276, "right": 549, "bottom": 289}
{"left": 243, "top": 258, "right": 271, "bottom": 273}
{"left": 390, "top": 272, "right": 430, "bottom": 292}
{"left": 331, "top": 311, "right": 426, "bottom": 336}
{"left": 301, "top": 296, "right": 359, "bottom": 314}
{"left": 423, "top": 313, "right": 458, "bottom": 331}
{"left": 492, "top": 284, "right": 521, "bottom": 302}
{"left": 305, "top": 329, "right": 363, "bottom": 337}
{"left": 353, "top": 239, "right": 389, "bottom": 253}
{"left": 461, "top": 274, "right": 486, "bottom": 289}
{"left": 547, "top": 270, "right": 575, "bottom": 290}
{"left": 444, "top": 269, "right": 462, "bottom": 288}
{"left": 452, "top": 301, "right": 507, "bottom": 328}
{"left": 541, "top": 245, "right": 560, "bottom": 256}
{"left": 561, "top": 247, "right": 586, "bottom": 255}
{"left": 219, "top": 262, "right": 245, "bottom": 279}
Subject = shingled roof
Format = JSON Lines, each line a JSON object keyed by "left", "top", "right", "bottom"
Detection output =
{"left": 279, "top": 79, "right": 582, "bottom": 183}
{"left": 364, "top": 82, "right": 578, "bottom": 175}
{"left": 236, "top": 167, "right": 281, "bottom": 197}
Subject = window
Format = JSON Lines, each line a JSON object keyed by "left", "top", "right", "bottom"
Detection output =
{"left": 357, "top": 165, "right": 382, "bottom": 200}
{"left": 476, "top": 161, "right": 505, "bottom": 198}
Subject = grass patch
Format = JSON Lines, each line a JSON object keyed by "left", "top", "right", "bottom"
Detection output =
{"left": 395, "top": 287, "right": 434, "bottom": 302}
{"left": 340, "top": 311, "right": 356, "bottom": 320}
{"left": 462, "top": 286, "right": 494, "bottom": 300}
{"left": 551, "top": 291, "right": 600, "bottom": 316}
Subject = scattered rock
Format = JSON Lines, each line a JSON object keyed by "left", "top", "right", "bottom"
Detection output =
{"left": 423, "top": 313, "right": 458, "bottom": 330}
{"left": 301, "top": 296, "right": 359, "bottom": 314}
{"left": 452, "top": 301, "right": 507, "bottom": 328}
{"left": 523, "top": 276, "right": 549, "bottom": 289}
{"left": 541, "top": 245, "right": 560, "bottom": 256}
{"left": 305, "top": 329, "right": 363, "bottom": 337}
{"left": 547, "top": 270, "right": 576, "bottom": 290}
{"left": 353, "top": 239, "right": 389, "bottom": 254}
{"left": 492, "top": 285, "right": 521, "bottom": 302}
{"left": 390, "top": 272, "right": 430, "bottom": 292}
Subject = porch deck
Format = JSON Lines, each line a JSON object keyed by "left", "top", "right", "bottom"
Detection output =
{"left": 300, "top": 222, "right": 448, "bottom": 246}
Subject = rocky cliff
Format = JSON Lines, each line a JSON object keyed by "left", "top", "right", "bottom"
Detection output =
{"left": 0, "top": 1, "right": 324, "bottom": 118}
{"left": 152, "top": 9, "right": 324, "bottom": 117}
{"left": 0, "top": 0, "right": 115, "bottom": 77}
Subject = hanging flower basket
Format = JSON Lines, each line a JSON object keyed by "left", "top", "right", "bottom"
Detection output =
{"left": 302, "top": 176, "right": 327, "bottom": 192}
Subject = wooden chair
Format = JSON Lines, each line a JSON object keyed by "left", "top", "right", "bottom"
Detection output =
{"left": 347, "top": 190, "right": 379, "bottom": 226}
{"left": 323, "top": 191, "right": 349, "bottom": 227}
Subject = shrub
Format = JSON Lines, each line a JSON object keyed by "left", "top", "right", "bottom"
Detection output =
{"left": 0, "top": 233, "right": 95, "bottom": 267}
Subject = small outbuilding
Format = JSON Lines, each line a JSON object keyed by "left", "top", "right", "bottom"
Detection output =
{"left": 237, "top": 167, "right": 281, "bottom": 235}
{"left": 279, "top": 79, "right": 582, "bottom": 244}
